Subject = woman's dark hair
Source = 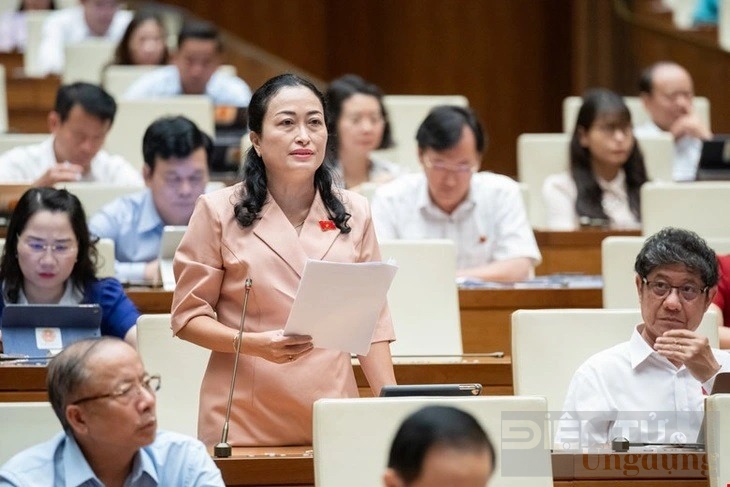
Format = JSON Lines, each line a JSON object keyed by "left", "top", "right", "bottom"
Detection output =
{"left": 111, "top": 9, "right": 169, "bottom": 66}
{"left": 570, "top": 88, "right": 648, "bottom": 222}
{"left": 18, "top": 0, "right": 55, "bottom": 11}
{"left": 234, "top": 73, "right": 351, "bottom": 233}
{"left": 324, "top": 73, "right": 394, "bottom": 156}
{"left": 0, "top": 188, "right": 98, "bottom": 303}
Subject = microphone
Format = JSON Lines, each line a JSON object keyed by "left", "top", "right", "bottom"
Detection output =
{"left": 611, "top": 437, "right": 702, "bottom": 452}
{"left": 214, "top": 278, "right": 253, "bottom": 458}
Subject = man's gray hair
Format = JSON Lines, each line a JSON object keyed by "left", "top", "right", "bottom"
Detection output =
{"left": 634, "top": 227, "right": 718, "bottom": 287}
{"left": 47, "top": 337, "right": 122, "bottom": 430}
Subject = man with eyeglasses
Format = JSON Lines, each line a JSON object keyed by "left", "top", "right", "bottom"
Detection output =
{"left": 635, "top": 61, "right": 712, "bottom": 181}
{"left": 89, "top": 116, "right": 212, "bottom": 284}
{"left": 371, "top": 105, "right": 540, "bottom": 282}
{"left": 557, "top": 227, "right": 730, "bottom": 449}
{"left": 0, "top": 337, "right": 224, "bottom": 485}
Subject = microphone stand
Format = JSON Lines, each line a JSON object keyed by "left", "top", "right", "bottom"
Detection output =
{"left": 214, "top": 278, "right": 252, "bottom": 458}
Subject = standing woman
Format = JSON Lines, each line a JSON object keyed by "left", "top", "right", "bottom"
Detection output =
{"left": 0, "top": 188, "right": 139, "bottom": 346}
{"left": 171, "top": 74, "right": 396, "bottom": 446}
{"left": 542, "top": 88, "right": 648, "bottom": 230}
{"left": 325, "top": 74, "right": 399, "bottom": 189}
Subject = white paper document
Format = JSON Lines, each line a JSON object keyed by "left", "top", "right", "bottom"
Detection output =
{"left": 284, "top": 259, "right": 398, "bottom": 355}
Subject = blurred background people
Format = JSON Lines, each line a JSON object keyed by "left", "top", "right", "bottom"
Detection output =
{"left": 124, "top": 20, "right": 251, "bottom": 107}
{"left": 0, "top": 82, "right": 142, "bottom": 187}
{"left": 0, "top": 188, "right": 140, "bottom": 346}
{"left": 542, "top": 88, "right": 648, "bottom": 231}
{"left": 371, "top": 105, "right": 541, "bottom": 282}
{"left": 37, "top": 0, "right": 132, "bottom": 75}
{"left": 109, "top": 9, "right": 168, "bottom": 66}
{"left": 635, "top": 61, "right": 712, "bottom": 181}
{"left": 89, "top": 116, "right": 212, "bottom": 283}
{"left": 325, "top": 74, "right": 398, "bottom": 190}
{"left": 0, "top": 0, "right": 55, "bottom": 53}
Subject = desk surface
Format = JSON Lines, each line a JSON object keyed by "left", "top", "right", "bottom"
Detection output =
{"left": 0, "top": 355, "right": 512, "bottom": 402}
{"left": 213, "top": 448, "right": 708, "bottom": 486}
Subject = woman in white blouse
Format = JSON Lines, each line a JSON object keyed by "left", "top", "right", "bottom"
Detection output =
{"left": 325, "top": 74, "right": 399, "bottom": 190}
{"left": 543, "top": 89, "right": 648, "bottom": 230}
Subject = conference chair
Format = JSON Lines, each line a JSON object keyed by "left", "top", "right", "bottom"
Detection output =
{"left": 0, "top": 402, "right": 61, "bottom": 465}
{"left": 0, "top": 133, "right": 48, "bottom": 155}
{"left": 721, "top": 0, "right": 730, "bottom": 51}
{"left": 516, "top": 132, "right": 673, "bottom": 228}
{"left": 706, "top": 393, "right": 730, "bottom": 487}
{"left": 562, "top": 95, "right": 711, "bottom": 133}
{"left": 136, "top": 314, "right": 210, "bottom": 437}
{"left": 641, "top": 181, "right": 730, "bottom": 238}
{"left": 511, "top": 308, "right": 720, "bottom": 415}
{"left": 103, "top": 65, "right": 237, "bottom": 100}
{"left": 53, "top": 182, "right": 141, "bottom": 219}
{"left": 62, "top": 39, "right": 116, "bottom": 85}
{"left": 104, "top": 96, "right": 214, "bottom": 170}
{"left": 0, "top": 65, "right": 6, "bottom": 133}
{"left": 602, "top": 236, "right": 730, "bottom": 308}
{"left": 23, "top": 10, "right": 52, "bottom": 77}
{"left": 378, "top": 240, "right": 462, "bottom": 356}
{"left": 371, "top": 94, "right": 469, "bottom": 173}
{"left": 0, "top": 0, "right": 17, "bottom": 14}
{"left": 313, "top": 395, "right": 552, "bottom": 487}
{"left": 94, "top": 237, "right": 114, "bottom": 278}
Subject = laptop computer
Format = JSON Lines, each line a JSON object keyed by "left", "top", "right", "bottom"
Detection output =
{"left": 1, "top": 304, "right": 102, "bottom": 362}
{"left": 379, "top": 384, "right": 482, "bottom": 397}
{"left": 159, "top": 226, "right": 187, "bottom": 291}
{"left": 695, "top": 136, "right": 730, "bottom": 181}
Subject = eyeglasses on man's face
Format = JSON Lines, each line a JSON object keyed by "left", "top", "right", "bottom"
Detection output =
{"left": 72, "top": 374, "right": 161, "bottom": 406}
{"left": 422, "top": 157, "right": 478, "bottom": 175}
{"left": 642, "top": 278, "right": 708, "bottom": 301}
{"left": 19, "top": 237, "right": 77, "bottom": 258}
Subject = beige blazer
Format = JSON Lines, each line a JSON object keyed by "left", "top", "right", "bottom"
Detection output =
{"left": 171, "top": 184, "right": 394, "bottom": 446}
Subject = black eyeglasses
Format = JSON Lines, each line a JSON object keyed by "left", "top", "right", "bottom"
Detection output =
{"left": 642, "top": 278, "right": 708, "bottom": 302}
{"left": 72, "top": 374, "right": 161, "bottom": 405}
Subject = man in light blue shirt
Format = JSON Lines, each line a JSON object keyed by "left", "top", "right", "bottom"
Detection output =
{"left": 123, "top": 20, "right": 251, "bottom": 107}
{"left": 89, "top": 116, "right": 212, "bottom": 283}
{"left": 0, "top": 337, "right": 224, "bottom": 486}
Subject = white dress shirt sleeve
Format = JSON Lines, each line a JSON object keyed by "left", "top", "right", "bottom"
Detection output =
{"left": 369, "top": 188, "right": 399, "bottom": 240}
{"left": 542, "top": 172, "right": 579, "bottom": 230}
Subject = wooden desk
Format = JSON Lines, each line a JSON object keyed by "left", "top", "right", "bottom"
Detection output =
{"left": 126, "top": 287, "right": 603, "bottom": 354}
{"left": 0, "top": 355, "right": 512, "bottom": 402}
{"left": 355, "top": 355, "right": 512, "bottom": 396}
{"left": 535, "top": 229, "right": 641, "bottom": 276}
{"left": 458, "top": 287, "right": 602, "bottom": 354}
{"left": 213, "top": 449, "right": 708, "bottom": 487}
{"left": 126, "top": 288, "right": 173, "bottom": 314}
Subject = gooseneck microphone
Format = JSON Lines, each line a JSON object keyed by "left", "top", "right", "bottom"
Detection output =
{"left": 214, "top": 278, "right": 253, "bottom": 458}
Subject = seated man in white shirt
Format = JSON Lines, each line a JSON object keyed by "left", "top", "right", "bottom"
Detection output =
{"left": 634, "top": 61, "right": 712, "bottom": 181}
{"left": 370, "top": 105, "right": 541, "bottom": 282}
{"left": 0, "top": 82, "right": 143, "bottom": 187}
{"left": 123, "top": 20, "right": 251, "bottom": 107}
{"left": 37, "top": 0, "right": 132, "bottom": 75}
{"left": 0, "top": 337, "right": 224, "bottom": 486}
{"left": 558, "top": 227, "right": 730, "bottom": 449}
{"left": 89, "top": 115, "right": 212, "bottom": 283}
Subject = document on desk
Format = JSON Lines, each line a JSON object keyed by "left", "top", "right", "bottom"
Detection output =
{"left": 284, "top": 259, "right": 398, "bottom": 355}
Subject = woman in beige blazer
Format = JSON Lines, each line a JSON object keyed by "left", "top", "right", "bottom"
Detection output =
{"left": 171, "top": 74, "right": 397, "bottom": 446}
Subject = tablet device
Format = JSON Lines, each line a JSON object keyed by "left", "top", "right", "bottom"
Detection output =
{"left": 695, "top": 136, "right": 730, "bottom": 181}
{"left": 1, "top": 304, "right": 102, "bottom": 362}
{"left": 159, "top": 225, "right": 187, "bottom": 291}
{"left": 379, "top": 384, "right": 482, "bottom": 397}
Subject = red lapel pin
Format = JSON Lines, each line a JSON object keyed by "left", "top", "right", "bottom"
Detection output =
{"left": 319, "top": 220, "right": 336, "bottom": 231}
{"left": 479, "top": 235, "right": 487, "bottom": 244}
